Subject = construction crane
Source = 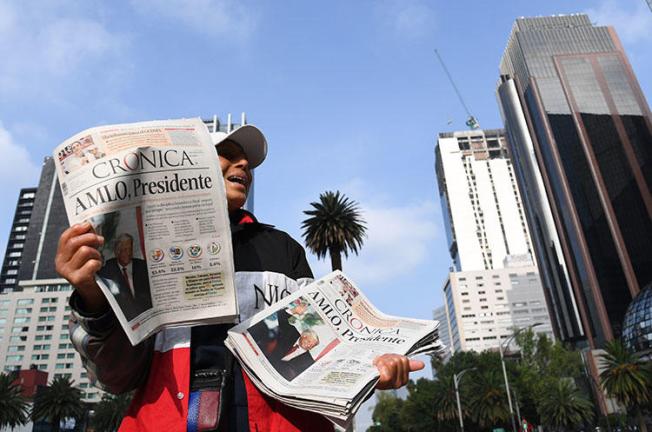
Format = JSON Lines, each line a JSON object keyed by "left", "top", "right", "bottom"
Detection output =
{"left": 434, "top": 49, "right": 480, "bottom": 130}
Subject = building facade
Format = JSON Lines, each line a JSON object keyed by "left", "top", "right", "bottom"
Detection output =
{"left": 435, "top": 129, "right": 554, "bottom": 353}
{"left": 497, "top": 14, "right": 652, "bottom": 349}
{"left": 0, "top": 188, "right": 36, "bottom": 293}
{"left": 436, "top": 129, "right": 533, "bottom": 271}
{"left": 442, "top": 260, "right": 554, "bottom": 353}
{"left": 0, "top": 281, "right": 100, "bottom": 402}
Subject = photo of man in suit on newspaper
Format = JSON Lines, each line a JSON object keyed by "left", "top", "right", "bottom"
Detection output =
{"left": 97, "top": 233, "right": 152, "bottom": 321}
{"left": 248, "top": 298, "right": 339, "bottom": 382}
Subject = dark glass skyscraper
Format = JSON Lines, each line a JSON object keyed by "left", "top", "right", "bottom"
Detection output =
{"left": 497, "top": 15, "right": 652, "bottom": 350}
{"left": 0, "top": 188, "right": 37, "bottom": 293}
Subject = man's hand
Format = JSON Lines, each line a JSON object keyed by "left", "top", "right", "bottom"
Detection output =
{"left": 55, "top": 222, "right": 107, "bottom": 313}
{"left": 373, "top": 354, "right": 425, "bottom": 390}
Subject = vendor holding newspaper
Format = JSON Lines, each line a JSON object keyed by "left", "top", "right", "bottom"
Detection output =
{"left": 55, "top": 119, "right": 425, "bottom": 432}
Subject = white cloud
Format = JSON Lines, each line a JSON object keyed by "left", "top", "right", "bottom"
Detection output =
{"left": 0, "top": 123, "right": 40, "bottom": 256}
{"left": 0, "top": 123, "right": 40, "bottom": 187}
{"left": 305, "top": 179, "right": 440, "bottom": 287}
{"left": 130, "top": 0, "right": 258, "bottom": 41}
{"left": 375, "top": 0, "right": 437, "bottom": 40}
{"left": 586, "top": 0, "right": 652, "bottom": 44}
{"left": 0, "top": 1, "right": 126, "bottom": 98}
{"left": 344, "top": 200, "right": 439, "bottom": 284}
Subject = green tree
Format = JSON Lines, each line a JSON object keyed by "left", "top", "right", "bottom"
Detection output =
{"left": 599, "top": 339, "right": 652, "bottom": 432}
{"left": 430, "top": 373, "right": 459, "bottom": 426}
{"left": 538, "top": 379, "right": 594, "bottom": 431}
{"left": 400, "top": 378, "right": 438, "bottom": 432}
{"left": 468, "top": 368, "right": 510, "bottom": 429}
{"left": 301, "top": 190, "right": 366, "bottom": 271}
{"left": 513, "top": 329, "right": 588, "bottom": 426}
{"left": 92, "top": 392, "right": 133, "bottom": 432}
{"left": 368, "top": 391, "right": 404, "bottom": 432}
{"left": 31, "top": 376, "right": 84, "bottom": 432}
{"left": 0, "top": 373, "right": 29, "bottom": 429}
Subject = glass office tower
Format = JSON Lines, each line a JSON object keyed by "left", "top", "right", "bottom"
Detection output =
{"left": 497, "top": 15, "right": 652, "bottom": 349}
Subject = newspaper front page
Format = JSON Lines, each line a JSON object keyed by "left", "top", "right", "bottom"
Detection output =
{"left": 53, "top": 118, "right": 237, "bottom": 345}
{"left": 226, "top": 271, "right": 443, "bottom": 426}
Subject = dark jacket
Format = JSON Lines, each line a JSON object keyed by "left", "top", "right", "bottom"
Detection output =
{"left": 68, "top": 210, "right": 334, "bottom": 432}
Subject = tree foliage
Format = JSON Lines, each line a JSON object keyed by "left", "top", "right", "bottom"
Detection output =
{"left": 368, "top": 391, "right": 404, "bottom": 432}
{"left": 302, "top": 190, "right": 366, "bottom": 271}
{"left": 92, "top": 392, "right": 133, "bottom": 432}
{"left": 364, "top": 333, "right": 607, "bottom": 432}
{"left": 31, "top": 376, "right": 84, "bottom": 432}
{"left": 538, "top": 379, "right": 594, "bottom": 431}
{"left": 0, "top": 373, "right": 29, "bottom": 429}
{"left": 599, "top": 339, "right": 652, "bottom": 432}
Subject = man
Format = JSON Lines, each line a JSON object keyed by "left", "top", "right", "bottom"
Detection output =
{"left": 97, "top": 233, "right": 152, "bottom": 321}
{"left": 249, "top": 308, "right": 321, "bottom": 382}
{"left": 55, "top": 123, "right": 423, "bottom": 431}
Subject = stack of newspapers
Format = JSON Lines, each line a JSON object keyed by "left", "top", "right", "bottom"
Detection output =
{"left": 226, "top": 271, "right": 444, "bottom": 427}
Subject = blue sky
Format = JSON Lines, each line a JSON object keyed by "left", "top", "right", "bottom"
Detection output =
{"left": 1, "top": 0, "right": 651, "bottom": 425}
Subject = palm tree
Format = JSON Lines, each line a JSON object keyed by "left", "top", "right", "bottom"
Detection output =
{"left": 538, "top": 379, "right": 594, "bottom": 431}
{"left": 0, "top": 372, "right": 29, "bottom": 429}
{"left": 92, "top": 392, "right": 133, "bottom": 432}
{"left": 31, "top": 376, "right": 84, "bottom": 432}
{"left": 302, "top": 190, "right": 367, "bottom": 271}
{"left": 468, "top": 369, "right": 510, "bottom": 428}
{"left": 599, "top": 339, "right": 652, "bottom": 432}
{"left": 431, "top": 373, "right": 460, "bottom": 425}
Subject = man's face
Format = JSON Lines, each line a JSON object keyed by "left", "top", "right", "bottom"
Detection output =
{"left": 115, "top": 239, "right": 134, "bottom": 267}
{"left": 217, "top": 140, "right": 252, "bottom": 213}
{"left": 298, "top": 331, "right": 319, "bottom": 351}
{"left": 290, "top": 303, "right": 308, "bottom": 316}
{"left": 72, "top": 142, "right": 83, "bottom": 157}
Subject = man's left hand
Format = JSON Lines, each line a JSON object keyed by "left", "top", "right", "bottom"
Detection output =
{"left": 373, "top": 354, "right": 424, "bottom": 390}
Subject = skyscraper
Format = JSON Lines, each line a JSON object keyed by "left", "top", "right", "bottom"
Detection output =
{"left": 436, "top": 129, "right": 532, "bottom": 271}
{"left": 435, "top": 129, "right": 554, "bottom": 353}
{"left": 0, "top": 188, "right": 36, "bottom": 293}
{"left": 497, "top": 14, "right": 652, "bottom": 349}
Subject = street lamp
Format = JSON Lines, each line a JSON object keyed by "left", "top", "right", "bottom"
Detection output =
{"left": 453, "top": 367, "right": 476, "bottom": 432}
{"left": 498, "top": 322, "right": 542, "bottom": 432}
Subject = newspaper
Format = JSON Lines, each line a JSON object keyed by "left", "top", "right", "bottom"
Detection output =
{"left": 53, "top": 118, "right": 238, "bottom": 345}
{"left": 226, "top": 271, "right": 444, "bottom": 427}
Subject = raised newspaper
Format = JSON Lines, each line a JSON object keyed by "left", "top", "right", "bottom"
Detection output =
{"left": 226, "top": 271, "right": 444, "bottom": 427}
{"left": 53, "top": 118, "right": 238, "bottom": 345}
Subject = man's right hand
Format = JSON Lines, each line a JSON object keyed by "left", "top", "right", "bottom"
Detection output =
{"left": 55, "top": 222, "right": 108, "bottom": 313}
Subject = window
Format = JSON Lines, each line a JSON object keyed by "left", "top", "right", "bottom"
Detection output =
{"left": 13, "top": 317, "right": 30, "bottom": 324}
{"left": 11, "top": 326, "right": 28, "bottom": 333}
{"left": 14, "top": 308, "right": 32, "bottom": 314}
{"left": 35, "top": 335, "right": 52, "bottom": 341}
{"left": 9, "top": 335, "right": 26, "bottom": 342}
{"left": 34, "top": 344, "right": 51, "bottom": 350}
{"left": 37, "top": 325, "right": 53, "bottom": 332}
{"left": 60, "top": 334, "right": 69, "bottom": 340}
{"left": 38, "top": 316, "right": 55, "bottom": 322}
{"left": 17, "top": 299, "right": 34, "bottom": 306}
{"left": 40, "top": 306, "right": 57, "bottom": 313}
{"left": 59, "top": 343, "right": 74, "bottom": 350}
{"left": 31, "top": 354, "right": 49, "bottom": 360}
{"left": 7, "top": 345, "right": 25, "bottom": 352}
{"left": 5, "top": 355, "right": 23, "bottom": 362}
